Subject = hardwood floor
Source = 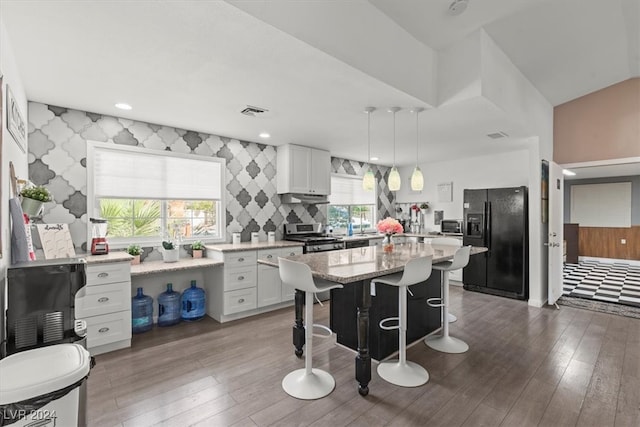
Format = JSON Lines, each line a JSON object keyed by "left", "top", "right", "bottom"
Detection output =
{"left": 87, "top": 287, "right": 640, "bottom": 426}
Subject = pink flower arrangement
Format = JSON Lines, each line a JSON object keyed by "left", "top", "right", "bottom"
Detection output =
{"left": 376, "top": 217, "right": 403, "bottom": 235}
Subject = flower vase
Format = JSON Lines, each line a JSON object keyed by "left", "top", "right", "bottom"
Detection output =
{"left": 382, "top": 234, "right": 394, "bottom": 253}
{"left": 192, "top": 249, "right": 203, "bottom": 259}
{"left": 131, "top": 254, "right": 141, "bottom": 265}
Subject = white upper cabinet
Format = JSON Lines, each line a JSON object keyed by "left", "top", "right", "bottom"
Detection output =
{"left": 277, "top": 144, "right": 331, "bottom": 195}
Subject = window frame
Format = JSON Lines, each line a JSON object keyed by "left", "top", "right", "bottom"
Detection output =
{"left": 328, "top": 173, "right": 377, "bottom": 234}
{"left": 87, "top": 141, "right": 226, "bottom": 249}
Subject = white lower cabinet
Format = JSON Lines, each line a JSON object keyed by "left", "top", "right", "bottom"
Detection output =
{"left": 78, "top": 261, "right": 132, "bottom": 355}
{"left": 257, "top": 265, "right": 281, "bottom": 307}
{"left": 256, "top": 246, "right": 303, "bottom": 306}
{"left": 207, "top": 246, "right": 302, "bottom": 322}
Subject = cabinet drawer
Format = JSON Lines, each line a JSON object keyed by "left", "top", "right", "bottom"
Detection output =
{"left": 85, "top": 311, "right": 131, "bottom": 349}
{"left": 257, "top": 248, "right": 280, "bottom": 263}
{"left": 224, "top": 251, "right": 257, "bottom": 269}
{"left": 76, "top": 281, "right": 130, "bottom": 318}
{"left": 86, "top": 263, "right": 130, "bottom": 286}
{"left": 279, "top": 247, "right": 302, "bottom": 257}
{"left": 224, "top": 266, "right": 257, "bottom": 291}
{"left": 224, "top": 288, "right": 257, "bottom": 315}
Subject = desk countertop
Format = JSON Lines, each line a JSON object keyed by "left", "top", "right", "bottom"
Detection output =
{"left": 258, "top": 242, "right": 486, "bottom": 284}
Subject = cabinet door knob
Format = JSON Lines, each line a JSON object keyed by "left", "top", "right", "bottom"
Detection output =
{"left": 98, "top": 272, "right": 109, "bottom": 278}
{"left": 98, "top": 327, "right": 110, "bottom": 333}
{"left": 98, "top": 297, "right": 109, "bottom": 303}
{"left": 289, "top": 252, "right": 295, "bottom": 256}
{"left": 238, "top": 276, "right": 244, "bottom": 281}
{"left": 238, "top": 257, "right": 245, "bottom": 262}
{"left": 266, "top": 254, "right": 272, "bottom": 259}
{"left": 238, "top": 298, "right": 245, "bottom": 303}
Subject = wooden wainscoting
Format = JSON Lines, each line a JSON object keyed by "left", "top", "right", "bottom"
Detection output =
{"left": 579, "top": 226, "right": 640, "bottom": 260}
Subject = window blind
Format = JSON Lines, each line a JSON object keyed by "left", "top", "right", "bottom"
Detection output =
{"left": 92, "top": 145, "right": 223, "bottom": 200}
{"left": 329, "top": 175, "right": 376, "bottom": 205}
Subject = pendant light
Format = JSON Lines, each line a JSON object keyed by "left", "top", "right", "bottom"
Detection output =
{"left": 411, "top": 107, "right": 424, "bottom": 191}
{"left": 387, "top": 107, "right": 401, "bottom": 191}
{"left": 362, "top": 107, "right": 376, "bottom": 191}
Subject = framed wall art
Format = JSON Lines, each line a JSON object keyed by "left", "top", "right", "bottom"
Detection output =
{"left": 6, "top": 84, "right": 26, "bottom": 153}
{"left": 437, "top": 182, "right": 453, "bottom": 203}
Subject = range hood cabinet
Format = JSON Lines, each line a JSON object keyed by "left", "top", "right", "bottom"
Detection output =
{"left": 277, "top": 144, "right": 331, "bottom": 200}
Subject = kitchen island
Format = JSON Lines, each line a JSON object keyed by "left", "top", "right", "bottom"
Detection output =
{"left": 259, "top": 241, "right": 487, "bottom": 396}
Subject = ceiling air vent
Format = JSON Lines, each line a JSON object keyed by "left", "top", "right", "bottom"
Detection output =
{"left": 240, "top": 105, "right": 268, "bottom": 116}
{"left": 487, "top": 131, "right": 509, "bottom": 139}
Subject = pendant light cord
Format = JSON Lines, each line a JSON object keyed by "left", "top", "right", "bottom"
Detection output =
{"left": 367, "top": 111, "right": 371, "bottom": 162}
{"left": 415, "top": 110, "right": 419, "bottom": 165}
{"left": 393, "top": 110, "right": 396, "bottom": 166}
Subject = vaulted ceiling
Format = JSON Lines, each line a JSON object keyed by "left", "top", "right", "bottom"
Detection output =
{"left": 1, "top": 0, "right": 638, "bottom": 168}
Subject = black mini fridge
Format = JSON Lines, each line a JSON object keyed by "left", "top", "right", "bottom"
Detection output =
{"left": 463, "top": 186, "right": 529, "bottom": 300}
{"left": 2, "top": 258, "right": 87, "bottom": 358}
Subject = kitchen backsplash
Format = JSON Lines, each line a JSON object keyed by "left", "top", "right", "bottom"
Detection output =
{"left": 27, "top": 102, "right": 393, "bottom": 254}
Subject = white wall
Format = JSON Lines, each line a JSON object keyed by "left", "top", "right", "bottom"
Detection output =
{"left": 1, "top": 19, "right": 29, "bottom": 271}
{"left": 396, "top": 148, "right": 530, "bottom": 221}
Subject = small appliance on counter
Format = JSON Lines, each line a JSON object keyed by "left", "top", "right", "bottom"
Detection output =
{"left": 440, "top": 219, "right": 463, "bottom": 235}
{"left": 90, "top": 217, "right": 109, "bottom": 255}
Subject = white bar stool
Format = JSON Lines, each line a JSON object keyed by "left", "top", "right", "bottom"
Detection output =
{"left": 425, "top": 242, "right": 471, "bottom": 354}
{"left": 372, "top": 256, "right": 432, "bottom": 387}
{"left": 431, "top": 237, "right": 462, "bottom": 324}
{"left": 278, "top": 257, "right": 343, "bottom": 400}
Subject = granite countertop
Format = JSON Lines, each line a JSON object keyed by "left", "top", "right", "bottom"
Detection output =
{"left": 205, "top": 240, "right": 304, "bottom": 253}
{"left": 84, "top": 252, "right": 133, "bottom": 264}
{"left": 338, "top": 234, "right": 384, "bottom": 242}
{"left": 399, "top": 232, "right": 463, "bottom": 238}
{"left": 131, "top": 258, "right": 222, "bottom": 276}
{"left": 258, "top": 242, "right": 487, "bottom": 284}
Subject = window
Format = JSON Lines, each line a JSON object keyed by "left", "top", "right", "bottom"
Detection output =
{"left": 328, "top": 174, "right": 376, "bottom": 234}
{"left": 87, "top": 142, "right": 225, "bottom": 246}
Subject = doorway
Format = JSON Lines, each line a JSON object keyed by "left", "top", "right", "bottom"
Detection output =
{"left": 560, "top": 159, "right": 640, "bottom": 309}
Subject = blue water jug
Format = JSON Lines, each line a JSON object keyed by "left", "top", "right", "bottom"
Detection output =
{"left": 347, "top": 223, "right": 353, "bottom": 236}
{"left": 131, "top": 287, "right": 153, "bottom": 333}
{"left": 181, "top": 280, "right": 206, "bottom": 322}
{"left": 158, "top": 283, "right": 181, "bottom": 327}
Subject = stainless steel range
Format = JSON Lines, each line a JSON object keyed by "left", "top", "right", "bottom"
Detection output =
{"left": 284, "top": 223, "right": 345, "bottom": 253}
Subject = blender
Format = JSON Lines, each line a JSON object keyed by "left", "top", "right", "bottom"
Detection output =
{"left": 90, "top": 218, "right": 109, "bottom": 255}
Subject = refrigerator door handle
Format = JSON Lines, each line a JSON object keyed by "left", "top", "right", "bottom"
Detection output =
{"left": 486, "top": 202, "right": 491, "bottom": 256}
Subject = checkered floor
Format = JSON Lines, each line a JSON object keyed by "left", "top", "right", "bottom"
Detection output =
{"left": 563, "top": 261, "right": 640, "bottom": 308}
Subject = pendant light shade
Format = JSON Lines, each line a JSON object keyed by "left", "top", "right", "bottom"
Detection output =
{"left": 387, "top": 107, "right": 401, "bottom": 192}
{"left": 363, "top": 169, "right": 375, "bottom": 191}
{"left": 411, "top": 166, "right": 423, "bottom": 190}
{"left": 363, "top": 107, "right": 376, "bottom": 191}
{"left": 388, "top": 166, "right": 401, "bottom": 191}
{"left": 410, "top": 107, "right": 425, "bottom": 191}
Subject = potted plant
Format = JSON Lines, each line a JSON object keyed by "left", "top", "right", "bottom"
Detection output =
{"left": 420, "top": 202, "right": 429, "bottom": 216}
{"left": 20, "top": 185, "right": 52, "bottom": 217}
{"left": 161, "top": 240, "right": 179, "bottom": 263}
{"left": 127, "top": 244, "right": 143, "bottom": 265}
{"left": 191, "top": 241, "right": 205, "bottom": 258}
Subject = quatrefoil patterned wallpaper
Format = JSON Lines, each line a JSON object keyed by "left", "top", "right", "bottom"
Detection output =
{"left": 27, "top": 102, "right": 394, "bottom": 256}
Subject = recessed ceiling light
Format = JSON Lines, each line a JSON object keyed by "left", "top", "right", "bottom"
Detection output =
{"left": 115, "top": 103, "right": 132, "bottom": 110}
{"left": 259, "top": 132, "right": 270, "bottom": 139}
{"left": 562, "top": 169, "right": 576, "bottom": 176}
{"left": 370, "top": 157, "right": 379, "bottom": 161}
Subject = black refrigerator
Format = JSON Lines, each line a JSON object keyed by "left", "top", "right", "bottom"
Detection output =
{"left": 463, "top": 186, "right": 529, "bottom": 300}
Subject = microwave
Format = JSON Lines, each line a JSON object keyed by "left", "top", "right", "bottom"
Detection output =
{"left": 441, "top": 219, "right": 463, "bottom": 234}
